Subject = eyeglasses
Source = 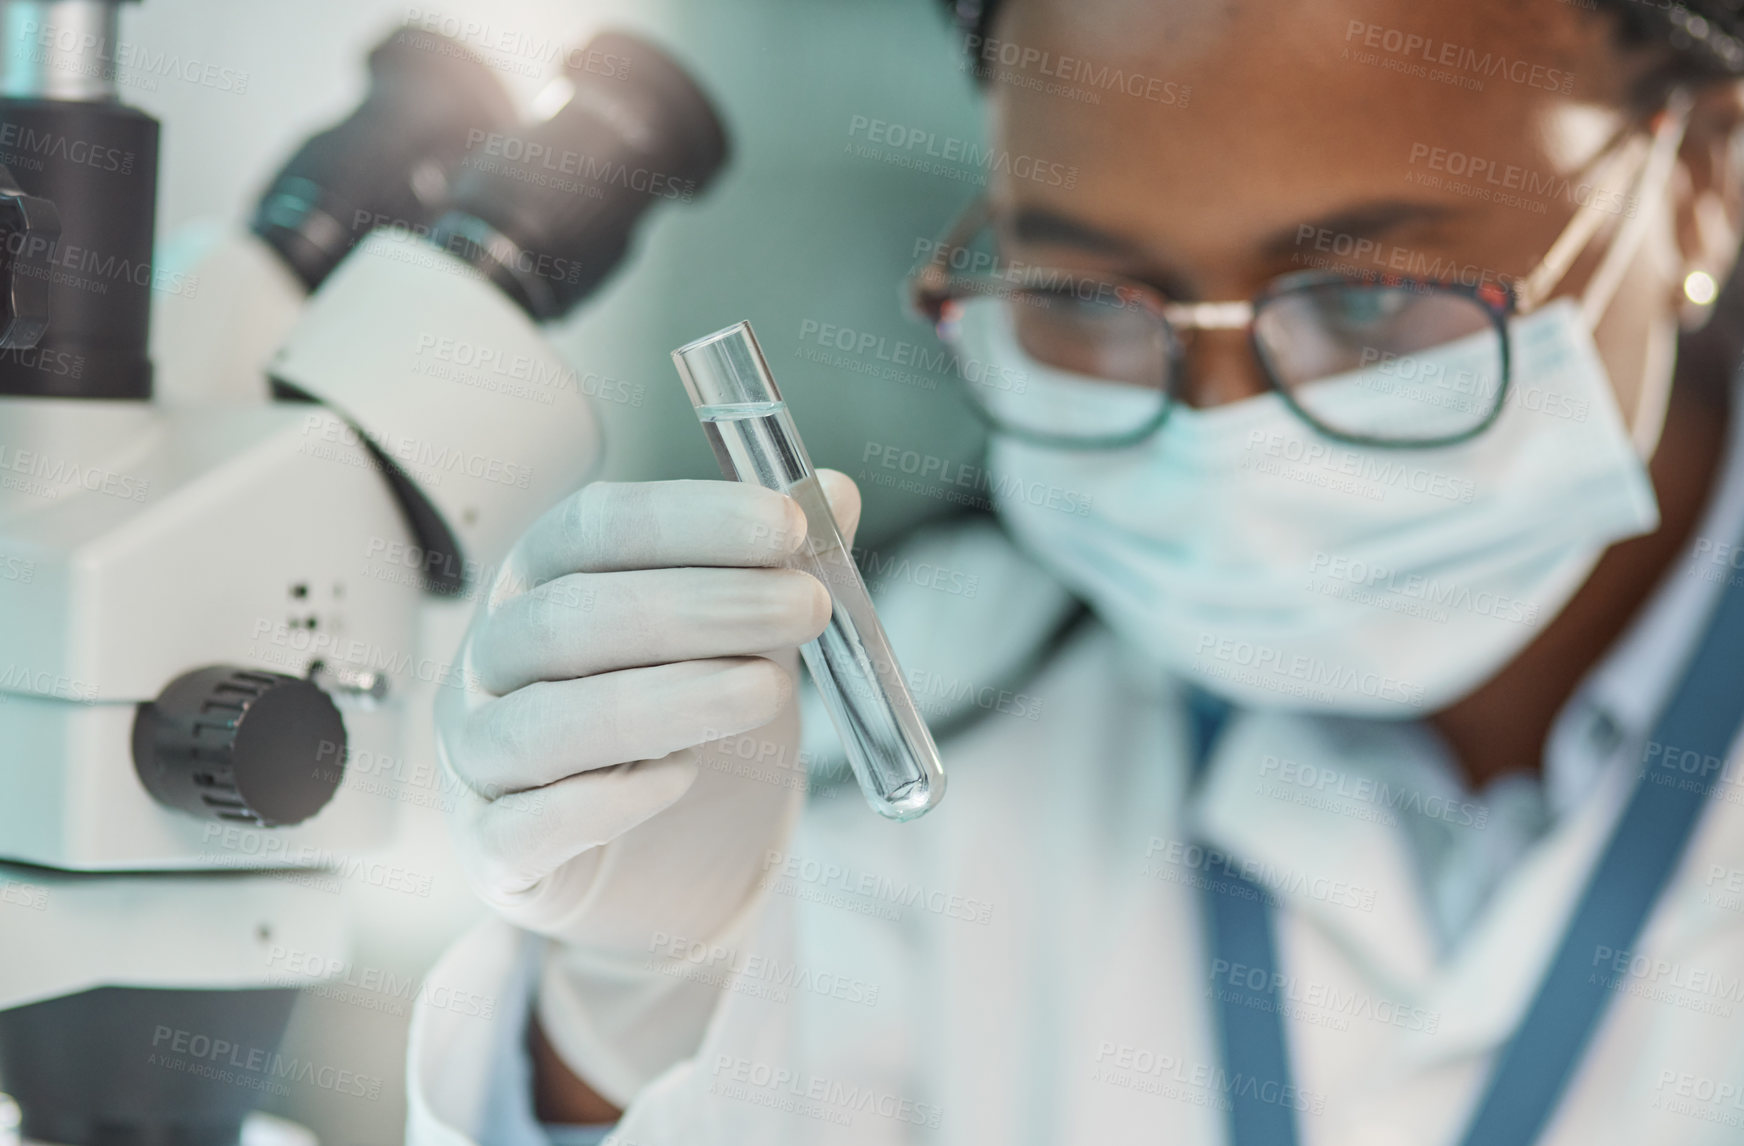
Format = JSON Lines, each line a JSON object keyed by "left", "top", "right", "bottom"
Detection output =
{"left": 907, "top": 96, "right": 1690, "bottom": 451}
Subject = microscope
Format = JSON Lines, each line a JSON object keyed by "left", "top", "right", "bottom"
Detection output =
{"left": 0, "top": 2, "right": 730, "bottom": 1142}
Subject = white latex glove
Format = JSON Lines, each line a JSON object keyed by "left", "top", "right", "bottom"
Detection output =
{"left": 435, "top": 470, "right": 861, "bottom": 1107}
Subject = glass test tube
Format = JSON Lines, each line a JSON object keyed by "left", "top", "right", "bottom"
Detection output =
{"left": 672, "top": 321, "right": 947, "bottom": 821}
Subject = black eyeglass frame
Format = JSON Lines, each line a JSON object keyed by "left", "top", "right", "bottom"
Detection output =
{"left": 907, "top": 198, "right": 1518, "bottom": 453}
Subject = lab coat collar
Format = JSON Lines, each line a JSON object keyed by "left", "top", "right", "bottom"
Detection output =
{"left": 1188, "top": 696, "right": 1650, "bottom": 1071}
{"left": 1190, "top": 383, "right": 1744, "bottom": 1062}
{"left": 1190, "top": 711, "right": 1445, "bottom": 996}
{"left": 1543, "top": 385, "right": 1744, "bottom": 819}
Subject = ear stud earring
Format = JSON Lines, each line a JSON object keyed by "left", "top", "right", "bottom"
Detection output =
{"left": 1684, "top": 270, "right": 1720, "bottom": 306}
{"left": 1681, "top": 270, "right": 1721, "bottom": 330}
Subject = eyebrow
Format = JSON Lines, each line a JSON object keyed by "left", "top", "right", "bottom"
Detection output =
{"left": 1260, "top": 200, "right": 1460, "bottom": 262}
{"left": 1009, "top": 206, "right": 1136, "bottom": 256}
{"left": 1007, "top": 205, "right": 1194, "bottom": 297}
{"left": 1007, "top": 199, "right": 1462, "bottom": 294}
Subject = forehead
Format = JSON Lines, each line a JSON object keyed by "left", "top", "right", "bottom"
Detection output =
{"left": 984, "top": 0, "right": 1635, "bottom": 260}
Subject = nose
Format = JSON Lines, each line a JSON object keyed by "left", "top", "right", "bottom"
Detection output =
{"left": 1176, "top": 329, "right": 1273, "bottom": 408}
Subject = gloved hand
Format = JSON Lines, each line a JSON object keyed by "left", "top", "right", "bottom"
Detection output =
{"left": 435, "top": 470, "right": 861, "bottom": 1108}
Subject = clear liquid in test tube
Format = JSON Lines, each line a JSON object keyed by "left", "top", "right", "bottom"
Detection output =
{"left": 672, "top": 321, "right": 946, "bottom": 821}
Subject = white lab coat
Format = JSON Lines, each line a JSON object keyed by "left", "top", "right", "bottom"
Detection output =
{"left": 408, "top": 403, "right": 1744, "bottom": 1146}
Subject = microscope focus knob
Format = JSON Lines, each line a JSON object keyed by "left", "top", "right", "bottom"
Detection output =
{"left": 132, "top": 666, "right": 347, "bottom": 827}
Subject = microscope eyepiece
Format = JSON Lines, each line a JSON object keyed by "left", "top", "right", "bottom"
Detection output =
{"left": 432, "top": 31, "right": 732, "bottom": 321}
{"left": 251, "top": 25, "right": 518, "bottom": 292}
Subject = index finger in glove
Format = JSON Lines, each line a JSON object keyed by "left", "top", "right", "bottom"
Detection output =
{"left": 517, "top": 479, "right": 804, "bottom": 584}
{"left": 515, "top": 470, "right": 865, "bottom": 586}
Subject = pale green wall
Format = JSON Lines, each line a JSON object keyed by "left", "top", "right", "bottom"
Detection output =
{"left": 553, "top": 0, "right": 992, "bottom": 548}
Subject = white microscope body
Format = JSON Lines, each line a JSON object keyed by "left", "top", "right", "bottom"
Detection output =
{"left": 0, "top": 6, "right": 727, "bottom": 1141}
{"left": 0, "top": 231, "right": 599, "bottom": 990}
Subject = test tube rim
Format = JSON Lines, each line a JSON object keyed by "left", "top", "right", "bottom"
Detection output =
{"left": 672, "top": 319, "right": 758, "bottom": 360}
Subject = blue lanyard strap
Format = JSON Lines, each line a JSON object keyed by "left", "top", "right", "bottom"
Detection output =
{"left": 1454, "top": 546, "right": 1744, "bottom": 1146}
{"left": 1193, "top": 541, "right": 1744, "bottom": 1146}
{"left": 1188, "top": 691, "right": 1301, "bottom": 1145}
{"left": 1203, "top": 874, "right": 1302, "bottom": 1146}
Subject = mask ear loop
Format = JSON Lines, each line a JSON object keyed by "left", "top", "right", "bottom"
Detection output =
{"left": 1633, "top": 294, "right": 1681, "bottom": 458}
{"left": 1512, "top": 91, "right": 1693, "bottom": 316}
{"left": 1578, "top": 89, "right": 1694, "bottom": 331}
{"left": 1580, "top": 91, "right": 1693, "bottom": 457}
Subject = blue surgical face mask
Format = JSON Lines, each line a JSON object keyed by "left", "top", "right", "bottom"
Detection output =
{"left": 972, "top": 288, "right": 1659, "bottom": 715}
{"left": 956, "top": 84, "right": 1703, "bottom": 714}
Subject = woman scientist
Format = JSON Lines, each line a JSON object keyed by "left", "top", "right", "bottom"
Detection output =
{"left": 410, "top": 0, "right": 1744, "bottom": 1142}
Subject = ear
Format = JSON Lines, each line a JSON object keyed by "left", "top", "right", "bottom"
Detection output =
{"left": 1672, "top": 80, "right": 1744, "bottom": 329}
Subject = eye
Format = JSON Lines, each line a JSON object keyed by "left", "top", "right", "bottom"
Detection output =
{"left": 1005, "top": 288, "right": 1170, "bottom": 389}
{"left": 1321, "top": 288, "right": 1413, "bottom": 332}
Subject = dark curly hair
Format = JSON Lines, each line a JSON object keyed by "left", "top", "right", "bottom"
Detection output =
{"left": 936, "top": 0, "right": 1744, "bottom": 396}
{"left": 940, "top": 0, "right": 1744, "bottom": 81}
